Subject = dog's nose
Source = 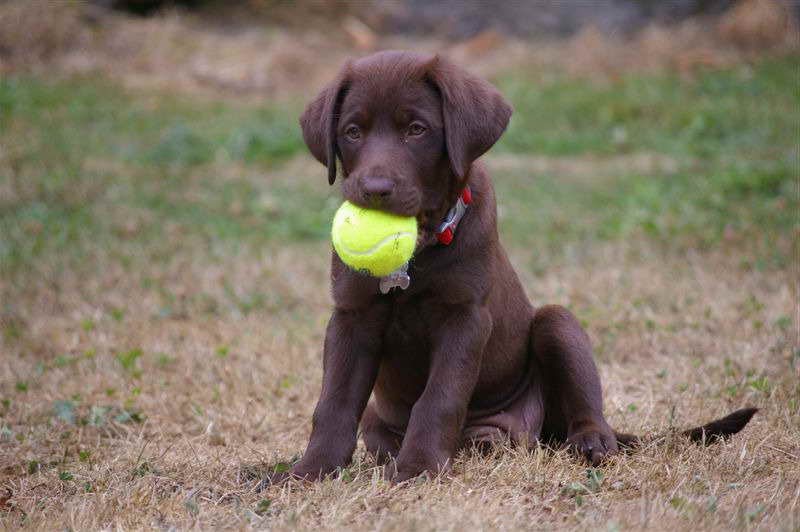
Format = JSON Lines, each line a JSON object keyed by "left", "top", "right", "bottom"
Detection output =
{"left": 361, "top": 177, "right": 395, "bottom": 202}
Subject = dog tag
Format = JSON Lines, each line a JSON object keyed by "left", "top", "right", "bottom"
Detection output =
{"left": 379, "top": 264, "right": 410, "bottom": 294}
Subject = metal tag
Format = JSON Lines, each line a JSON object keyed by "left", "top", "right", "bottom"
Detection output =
{"left": 379, "top": 264, "right": 410, "bottom": 294}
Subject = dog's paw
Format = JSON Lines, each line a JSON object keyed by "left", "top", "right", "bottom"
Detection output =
{"left": 566, "top": 425, "right": 618, "bottom": 466}
{"left": 385, "top": 450, "right": 451, "bottom": 484}
{"left": 256, "top": 465, "right": 330, "bottom": 491}
{"left": 384, "top": 462, "right": 436, "bottom": 485}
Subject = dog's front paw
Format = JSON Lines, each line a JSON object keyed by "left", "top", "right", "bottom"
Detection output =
{"left": 385, "top": 464, "right": 429, "bottom": 484}
{"left": 387, "top": 449, "right": 451, "bottom": 484}
{"left": 566, "top": 423, "right": 618, "bottom": 466}
{"left": 256, "top": 463, "right": 335, "bottom": 490}
{"left": 386, "top": 463, "right": 437, "bottom": 484}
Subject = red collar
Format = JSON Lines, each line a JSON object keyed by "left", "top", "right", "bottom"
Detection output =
{"left": 435, "top": 186, "right": 472, "bottom": 245}
{"left": 378, "top": 186, "right": 472, "bottom": 294}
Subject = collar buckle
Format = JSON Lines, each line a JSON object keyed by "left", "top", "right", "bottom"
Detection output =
{"left": 435, "top": 186, "right": 472, "bottom": 246}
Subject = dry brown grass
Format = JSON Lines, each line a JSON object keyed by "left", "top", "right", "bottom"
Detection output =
{"left": 1, "top": 2, "right": 798, "bottom": 528}
{"left": 1, "top": 0, "right": 798, "bottom": 100}
{"left": 0, "top": 1, "right": 93, "bottom": 70}
{"left": 552, "top": 0, "right": 799, "bottom": 80}
{"left": 1, "top": 153, "right": 798, "bottom": 530}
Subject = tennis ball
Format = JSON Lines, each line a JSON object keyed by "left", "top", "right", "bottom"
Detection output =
{"left": 331, "top": 201, "right": 417, "bottom": 277}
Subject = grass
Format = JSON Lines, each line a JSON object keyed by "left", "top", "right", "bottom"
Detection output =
{"left": 0, "top": 77, "right": 313, "bottom": 275}
{"left": 0, "top": 53, "right": 798, "bottom": 530}
{"left": 493, "top": 56, "right": 798, "bottom": 265}
{"left": 498, "top": 57, "right": 797, "bottom": 159}
{"left": 2, "top": 58, "right": 796, "bottom": 276}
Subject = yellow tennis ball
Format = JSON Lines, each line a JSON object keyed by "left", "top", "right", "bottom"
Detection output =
{"left": 331, "top": 201, "right": 417, "bottom": 277}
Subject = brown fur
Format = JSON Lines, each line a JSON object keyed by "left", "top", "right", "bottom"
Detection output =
{"left": 269, "top": 50, "right": 756, "bottom": 485}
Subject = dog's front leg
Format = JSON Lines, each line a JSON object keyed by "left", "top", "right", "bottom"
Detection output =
{"left": 281, "top": 305, "right": 387, "bottom": 482}
{"left": 390, "top": 304, "right": 491, "bottom": 483}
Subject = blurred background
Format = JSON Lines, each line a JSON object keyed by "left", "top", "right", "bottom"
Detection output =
{"left": 0, "top": 1, "right": 798, "bottom": 529}
{"left": 1, "top": 0, "right": 797, "bottom": 275}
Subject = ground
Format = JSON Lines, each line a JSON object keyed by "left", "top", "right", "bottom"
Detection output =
{"left": 0, "top": 32, "right": 798, "bottom": 531}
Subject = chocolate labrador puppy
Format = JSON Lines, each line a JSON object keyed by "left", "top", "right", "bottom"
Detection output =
{"left": 275, "top": 51, "right": 756, "bottom": 484}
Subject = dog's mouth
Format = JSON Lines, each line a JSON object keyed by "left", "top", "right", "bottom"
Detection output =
{"left": 342, "top": 191, "right": 439, "bottom": 251}
{"left": 415, "top": 211, "right": 443, "bottom": 251}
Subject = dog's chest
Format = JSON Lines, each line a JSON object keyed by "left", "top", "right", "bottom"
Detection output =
{"left": 373, "top": 299, "right": 434, "bottom": 409}
{"left": 382, "top": 295, "right": 434, "bottom": 357}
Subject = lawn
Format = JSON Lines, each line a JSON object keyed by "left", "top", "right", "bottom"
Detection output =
{"left": 0, "top": 54, "right": 798, "bottom": 530}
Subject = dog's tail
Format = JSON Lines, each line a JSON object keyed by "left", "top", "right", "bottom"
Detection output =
{"left": 681, "top": 407, "right": 759, "bottom": 443}
{"left": 614, "top": 407, "right": 759, "bottom": 450}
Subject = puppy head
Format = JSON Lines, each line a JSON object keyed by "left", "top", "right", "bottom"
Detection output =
{"left": 299, "top": 50, "right": 512, "bottom": 219}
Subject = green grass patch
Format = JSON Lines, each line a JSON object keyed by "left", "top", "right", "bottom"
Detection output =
{"left": 495, "top": 158, "right": 797, "bottom": 262}
{"left": 496, "top": 56, "right": 798, "bottom": 162}
{"left": 494, "top": 56, "right": 798, "bottom": 263}
{"left": 0, "top": 56, "right": 797, "bottom": 277}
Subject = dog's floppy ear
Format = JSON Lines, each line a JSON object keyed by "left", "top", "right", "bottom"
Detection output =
{"left": 427, "top": 56, "right": 513, "bottom": 179}
{"left": 299, "top": 64, "right": 351, "bottom": 185}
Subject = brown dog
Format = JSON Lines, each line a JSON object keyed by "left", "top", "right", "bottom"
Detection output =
{"left": 274, "top": 51, "right": 756, "bottom": 484}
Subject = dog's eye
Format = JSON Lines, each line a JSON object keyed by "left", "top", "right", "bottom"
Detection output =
{"left": 345, "top": 125, "right": 361, "bottom": 140}
{"left": 407, "top": 123, "right": 426, "bottom": 137}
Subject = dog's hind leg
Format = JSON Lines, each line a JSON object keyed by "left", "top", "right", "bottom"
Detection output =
{"left": 531, "top": 304, "right": 618, "bottom": 465}
{"left": 531, "top": 306, "right": 758, "bottom": 459}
